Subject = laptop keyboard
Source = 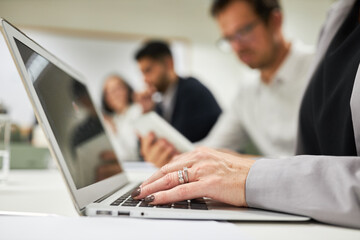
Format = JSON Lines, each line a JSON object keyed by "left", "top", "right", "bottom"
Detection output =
{"left": 110, "top": 185, "right": 208, "bottom": 210}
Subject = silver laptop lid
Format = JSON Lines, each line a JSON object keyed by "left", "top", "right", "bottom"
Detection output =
{"left": 1, "top": 19, "right": 129, "bottom": 213}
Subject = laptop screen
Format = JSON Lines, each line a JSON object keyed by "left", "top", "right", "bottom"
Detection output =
{"left": 14, "top": 37, "right": 123, "bottom": 189}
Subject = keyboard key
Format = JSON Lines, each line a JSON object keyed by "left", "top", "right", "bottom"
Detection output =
{"left": 139, "top": 202, "right": 154, "bottom": 208}
{"left": 156, "top": 204, "right": 172, "bottom": 208}
{"left": 125, "top": 199, "right": 141, "bottom": 204}
{"left": 190, "top": 203, "right": 208, "bottom": 210}
{"left": 121, "top": 202, "right": 138, "bottom": 207}
{"left": 173, "top": 204, "right": 189, "bottom": 209}
{"left": 110, "top": 201, "right": 122, "bottom": 206}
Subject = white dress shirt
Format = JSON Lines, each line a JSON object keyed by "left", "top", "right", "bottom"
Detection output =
{"left": 201, "top": 41, "right": 314, "bottom": 157}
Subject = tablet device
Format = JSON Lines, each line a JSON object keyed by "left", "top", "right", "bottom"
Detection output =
{"left": 133, "top": 112, "right": 194, "bottom": 153}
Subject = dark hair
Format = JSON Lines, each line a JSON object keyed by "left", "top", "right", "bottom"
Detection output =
{"left": 135, "top": 40, "right": 172, "bottom": 62}
{"left": 101, "top": 74, "right": 134, "bottom": 115}
{"left": 211, "top": 0, "right": 281, "bottom": 24}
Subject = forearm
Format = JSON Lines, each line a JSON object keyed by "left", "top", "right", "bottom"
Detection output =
{"left": 245, "top": 155, "right": 360, "bottom": 229}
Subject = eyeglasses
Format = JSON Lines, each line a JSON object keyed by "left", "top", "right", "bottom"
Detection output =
{"left": 216, "top": 20, "right": 260, "bottom": 52}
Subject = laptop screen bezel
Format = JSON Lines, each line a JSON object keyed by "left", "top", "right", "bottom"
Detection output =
{"left": 1, "top": 19, "right": 130, "bottom": 213}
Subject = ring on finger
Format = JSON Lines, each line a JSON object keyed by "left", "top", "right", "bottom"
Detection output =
{"left": 183, "top": 167, "right": 189, "bottom": 183}
{"left": 178, "top": 170, "right": 185, "bottom": 184}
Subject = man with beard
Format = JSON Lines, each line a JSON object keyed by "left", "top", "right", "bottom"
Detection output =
{"left": 201, "top": 0, "right": 314, "bottom": 158}
{"left": 134, "top": 41, "right": 222, "bottom": 167}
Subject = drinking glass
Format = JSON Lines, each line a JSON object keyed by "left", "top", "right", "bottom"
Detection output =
{"left": 0, "top": 114, "right": 11, "bottom": 182}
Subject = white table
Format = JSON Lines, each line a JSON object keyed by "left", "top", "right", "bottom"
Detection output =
{"left": 0, "top": 168, "right": 359, "bottom": 240}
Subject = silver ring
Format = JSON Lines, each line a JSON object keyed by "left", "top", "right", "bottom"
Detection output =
{"left": 183, "top": 167, "right": 189, "bottom": 183}
{"left": 178, "top": 170, "right": 185, "bottom": 184}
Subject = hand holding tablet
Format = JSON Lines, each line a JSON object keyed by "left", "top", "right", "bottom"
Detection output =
{"left": 133, "top": 112, "right": 195, "bottom": 153}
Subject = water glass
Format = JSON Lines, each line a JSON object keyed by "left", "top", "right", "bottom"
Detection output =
{"left": 0, "top": 114, "right": 11, "bottom": 182}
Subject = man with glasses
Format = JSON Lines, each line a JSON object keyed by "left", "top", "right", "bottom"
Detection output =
{"left": 200, "top": 0, "right": 314, "bottom": 157}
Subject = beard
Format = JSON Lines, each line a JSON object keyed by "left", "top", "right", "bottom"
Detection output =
{"left": 238, "top": 50, "right": 258, "bottom": 68}
{"left": 238, "top": 47, "right": 277, "bottom": 70}
{"left": 155, "top": 73, "right": 170, "bottom": 93}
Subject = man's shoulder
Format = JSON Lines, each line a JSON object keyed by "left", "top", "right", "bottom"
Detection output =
{"left": 291, "top": 40, "right": 315, "bottom": 63}
{"left": 177, "top": 76, "right": 211, "bottom": 94}
{"left": 276, "top": 40, "right": 315, "bottom": 83}
{"left": 178, "top": 76, "right": 205, "bottom": 88}
{"left": 176, "top": 76, "right": 221, "bottom": 109}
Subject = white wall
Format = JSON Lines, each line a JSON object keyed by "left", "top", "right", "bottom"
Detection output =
{"left": 0, "top": 0, "right": 334, "bottom": 126}
{"left": 18, "top": 30, "right": 190, "bottom": 101}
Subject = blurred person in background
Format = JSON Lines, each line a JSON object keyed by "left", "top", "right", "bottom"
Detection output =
{"left": 101, "top": 74, "right": 142, "bottom": 162}
{"left": 134, "top": 40, "right": 222, "bottom": 167}
{"left": 201, "top": 0, "right": 314, "bottom": 157}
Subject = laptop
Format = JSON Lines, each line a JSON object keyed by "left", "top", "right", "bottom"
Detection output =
{"left": 1, "top": 18, "right": 309, "bottom": 221}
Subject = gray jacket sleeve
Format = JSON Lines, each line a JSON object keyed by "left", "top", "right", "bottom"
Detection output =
{"left": 245, "top": 155, "right": 360, "bottom": 229}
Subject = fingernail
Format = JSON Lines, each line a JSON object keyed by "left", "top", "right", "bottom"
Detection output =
{"left": 144, "top": 195, "right": 155, "bottom": 202}
{"left": 131, "top": 187, "right": 141, "bottom": 198}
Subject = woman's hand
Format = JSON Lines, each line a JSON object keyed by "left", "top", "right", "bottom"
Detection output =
{"left": 132, "top": 147, "right": 255, "bottom": 207}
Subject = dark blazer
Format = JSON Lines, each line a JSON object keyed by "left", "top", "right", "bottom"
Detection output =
{"left": 156, "top": 77, "right": 222, "bottom": 142}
